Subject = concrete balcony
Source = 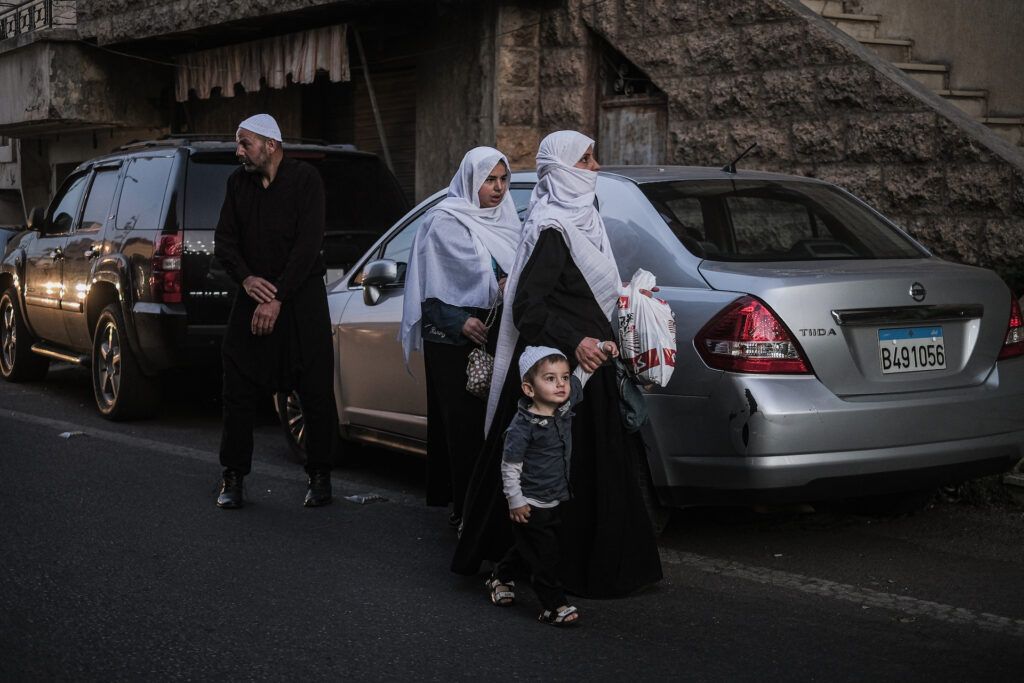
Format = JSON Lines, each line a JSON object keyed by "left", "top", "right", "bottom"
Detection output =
{"left": 0, "top": 1, "right": 76, "bottom": 48}
{"left": 0, "top": 39, "right": 166, "bottom": 136}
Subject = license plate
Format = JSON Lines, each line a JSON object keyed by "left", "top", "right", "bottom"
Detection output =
{"left": 878, "top": 326, "right": 945, "bottom": 374}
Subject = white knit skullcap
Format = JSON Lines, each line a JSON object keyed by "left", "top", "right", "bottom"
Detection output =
{"left": 237, "top": 114, "right": 282, "bottom": 142}
{"left": 519, "top": 345, "right": 567, "bottom": 381}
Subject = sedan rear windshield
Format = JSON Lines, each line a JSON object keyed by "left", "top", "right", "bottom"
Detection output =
{"left": 639, "top": 179, "right": 926, "bottom": 261}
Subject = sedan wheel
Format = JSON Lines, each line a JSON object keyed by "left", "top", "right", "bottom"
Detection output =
{"left": 274, "top": 391, "right": 308, "bottom": 466}
{"left": 0, "top": 287, "right": 48, "bottom": 382}
{"left": 91, "top": 304, "right": 160, "bottom": 420}
{"left": 273, "top": 391, "right": 345, "bottom": 467}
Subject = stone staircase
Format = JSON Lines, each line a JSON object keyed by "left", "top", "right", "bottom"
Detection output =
{"left": 801, "top": 0, "right": 1024, "bottom": 147}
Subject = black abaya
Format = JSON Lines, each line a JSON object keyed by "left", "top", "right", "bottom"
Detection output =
{"left": 452, "top": 229, "right": 662, "bottom": 597}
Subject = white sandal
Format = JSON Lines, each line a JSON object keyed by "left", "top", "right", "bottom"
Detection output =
{"left": 538, "top": 605, "right": 580, "bottom": 627}
{"left": 485, "top": 577, "right": 515, "bottom": 606}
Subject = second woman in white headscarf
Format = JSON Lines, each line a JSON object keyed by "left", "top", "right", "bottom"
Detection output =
{"left": 400, "top": 146, "right": 522, "bottom": 529}
{"left": 453, "top": 131, "right": 663, "bottom": 598}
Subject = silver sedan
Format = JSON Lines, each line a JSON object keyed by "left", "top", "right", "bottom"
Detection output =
{"left": 277, "top": 166, "right": 1024, "bottom": 514}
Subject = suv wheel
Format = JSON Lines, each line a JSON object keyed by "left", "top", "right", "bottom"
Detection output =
{"left": 92, "top": 303, "right": 160, "bottom": 420}
{"left": 0, "top": 287, "right": 49, "bottom": 381}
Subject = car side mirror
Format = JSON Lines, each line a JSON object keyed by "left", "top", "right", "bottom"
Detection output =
{"left": 27, "top": 206, "right": 46, "bottom": 232}
{"left": 361, "top": 259, "right": 399, "bottom": 306}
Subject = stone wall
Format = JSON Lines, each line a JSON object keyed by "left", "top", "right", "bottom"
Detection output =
{"left": 568, "top": 0, "right": 1024, "bottom": 274}
{"left": 494, "top": 1, "right": 598, "bottom": 171}
{"left": 52, "top": 1, "right": 77, "bottom": 27}
{"left": 80, "top": 0, "right": 333, "bottom": 45}
{"left": 414, "top": 1, "right": 498, "bottom": 199}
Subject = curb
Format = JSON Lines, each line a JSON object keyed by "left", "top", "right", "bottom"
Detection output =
{"left": 1003, "top": 472, "right": 1024, "bottom": 504}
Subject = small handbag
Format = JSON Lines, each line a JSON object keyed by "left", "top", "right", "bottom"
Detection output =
{"left": 465, "top": 295, "right": 501, "bottom": 400}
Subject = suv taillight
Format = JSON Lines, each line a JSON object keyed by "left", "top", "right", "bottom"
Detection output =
{"left": 150, "top": 234, "right": 183, "bottom": 303}
{"left": 998, "top": 293, "right": 1024, "bottom": 360}
{"left": 695, "top": 296, "right": 812, "bottom": 374}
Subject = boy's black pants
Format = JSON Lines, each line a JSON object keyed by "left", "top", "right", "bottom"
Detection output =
{"left": 494, "top": 505, "right": 567, "bottom": 611}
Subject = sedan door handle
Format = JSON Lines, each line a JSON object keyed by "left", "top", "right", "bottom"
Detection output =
{"left": 48, "top": 248, "right": 63, "bottom": 261}
{"left": 84, "top": 243, "right": 103, "bottom": 259}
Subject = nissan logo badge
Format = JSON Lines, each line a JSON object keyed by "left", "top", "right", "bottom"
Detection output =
{"left": 909, "top": 282, "right": 926, "bottom": 302}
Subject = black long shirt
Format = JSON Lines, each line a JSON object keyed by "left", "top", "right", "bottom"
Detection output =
{"left": 214, "top": 158, "right": 326, "bottom": 302}
{"left": 213, "top": 158, "right": 331, "bottom": 389}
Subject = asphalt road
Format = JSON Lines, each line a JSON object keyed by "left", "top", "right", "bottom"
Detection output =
{"left": 1, "top": 365, "right": 1023, "bottom": 681}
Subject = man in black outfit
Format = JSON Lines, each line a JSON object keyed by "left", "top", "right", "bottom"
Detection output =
{"left": 214, "top": 113, "right": 336, "bottom": 509}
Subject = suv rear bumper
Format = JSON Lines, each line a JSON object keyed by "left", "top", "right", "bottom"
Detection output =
{"left": 132, "top": 302, "right": 222, "bottom": 371}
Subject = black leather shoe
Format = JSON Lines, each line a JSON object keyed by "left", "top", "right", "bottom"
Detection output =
{"left": 304, "top": 470, "right": 332, "bottom": 507}
{"left": 217, "top": 469, "right": 245, "bottom": 509}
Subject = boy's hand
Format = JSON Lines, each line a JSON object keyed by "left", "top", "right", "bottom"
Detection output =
{"left": 509, "top": 504, "right": 531, "bottom": 523}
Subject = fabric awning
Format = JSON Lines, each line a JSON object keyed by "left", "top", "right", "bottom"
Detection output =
{"left": 175, "top": 24, "right": 350, "bottom": 102}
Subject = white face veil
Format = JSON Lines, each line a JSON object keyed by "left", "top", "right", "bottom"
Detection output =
{"left": 399, "top": 147, "right": 523, "bottom": 365}
{"left": 484, "top": 131, "right": 621, "bottom": 433}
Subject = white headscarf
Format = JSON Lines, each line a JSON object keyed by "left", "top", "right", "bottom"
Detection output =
{"left": 484, "top": 131, "right": 621, "bottom": 432}
{"left": 400, "top": 147, "right": 522, "bottom": 365}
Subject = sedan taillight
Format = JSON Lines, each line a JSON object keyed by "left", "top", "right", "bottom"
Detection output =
{"left": 998, "top": 293, "right": 1024, "bottom": 360}
{"left": 695, "top": 296, "right": 812, "bottom": 374}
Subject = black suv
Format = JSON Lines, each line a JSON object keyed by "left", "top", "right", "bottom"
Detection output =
{"left": 0, "top": 137, "right": 409, "bottom": 419}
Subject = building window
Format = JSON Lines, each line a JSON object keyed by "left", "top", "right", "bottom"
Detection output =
{"left": 0, "top": 137, "right": 13, "bottom": 164}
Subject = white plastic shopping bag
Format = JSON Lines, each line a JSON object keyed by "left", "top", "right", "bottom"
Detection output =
{"left": 617, "top": 268, "right": 676, "bottom": 387}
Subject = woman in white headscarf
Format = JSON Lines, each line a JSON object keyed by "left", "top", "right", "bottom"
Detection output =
{"left": 400, "top": 147, "right": 522, "bottom": 529}
{"left": 452, "top": 131, "right": 662, "bottom": 598}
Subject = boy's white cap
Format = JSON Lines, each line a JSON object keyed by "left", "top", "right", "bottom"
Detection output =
{"left": 519, "top": 345, "right": 566, "bottom": 380}
{"left": 237, "top": 113, "right": 282, "bottom": 142}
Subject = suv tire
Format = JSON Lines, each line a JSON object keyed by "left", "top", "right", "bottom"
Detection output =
{"left": 92, "top": 303, "right": 160, "bottom": 420}
{"left": 0, "top": 287, "right": 49, "bottom": 382}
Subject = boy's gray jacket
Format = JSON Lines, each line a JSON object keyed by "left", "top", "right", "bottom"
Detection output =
{"left": 502, "top": 376, "right": 584, "bottom": 503}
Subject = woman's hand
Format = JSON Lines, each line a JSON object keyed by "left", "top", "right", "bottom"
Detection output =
{"left": 576, "top": 336, "right": 610, "bottom": 373}
{"left": 462, "top": 316, "right": 489, "bottom": 345}
{"left": 623, "top": 281, "right": 660, "bottom": 298}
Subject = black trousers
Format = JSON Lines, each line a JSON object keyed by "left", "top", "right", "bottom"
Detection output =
{"left": 423, "top": 341, "right": 487, "bottom": 516}
{"left": 493, "top": 506, "right": 567, "bottom": 611}
{"left": 219, "top": 353, "right": 336, "bottom": 476}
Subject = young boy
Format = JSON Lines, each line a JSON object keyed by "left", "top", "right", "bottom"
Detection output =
{"left": 486, "top": 342, "right": 616, "bottom": 627}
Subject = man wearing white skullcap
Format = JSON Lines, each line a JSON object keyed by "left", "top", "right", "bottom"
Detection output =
{"left": 214, "top": 114, "right": 337, "bottom": 510}
{"left": 233, "top": 114, "right": 284, "bottom": 185}
{"left": 237, "top": 113, "right": 282, "bottom": 142}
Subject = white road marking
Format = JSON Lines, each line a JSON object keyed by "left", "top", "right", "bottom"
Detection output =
{"left": 661, "top": 548, "right": 1024, "bottom": 638}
